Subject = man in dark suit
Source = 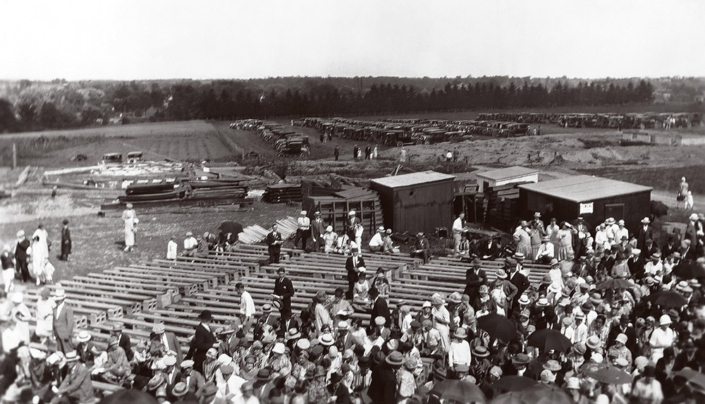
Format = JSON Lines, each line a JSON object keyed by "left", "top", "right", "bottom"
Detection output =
{"left": 111, "top": 322, "right": 133, "bottom": 361}
{"left": 178, "top": 360, "right": 206, "bottom": 394}
{"left": 463, "top": 258, "right": 487, "bottom": 302}
{"left": 273, "top": 267, "right": 295, "bottom": 321}
{"left": 607, "top": 314, "right": 638, "bottom": 356}
{"left": 310, "top": 211, "right": 326, "bottom": 252}
{"left": 53, "top": 289, "right": 74, "bottom": 353}
{"left": 368, "top": 351, "right": 402, "bottom": 404}
{"left": 186, "top": 310, "right": 217, "bottom": 374}
{"left": 266, "top": 224, "right": 283, "bottom": 264}
{"left": 345, "top": 211, "right": 362, "bottom": 242}
{"left": 507, "top": 258, "right": 530, "bottom": 315}
{"left": 14, "top": 230, "right": 31, "bottom": 283}
{"left": 56, "top": 351, "right": 95, "bottom": 403}
{"left": 636, "top": 217, "right": 654, "bottom": 250}
{"left": 345, "top": 250, "right": 365, "bottom": 299}
{"left": 369, "top": 287, "right": 391, "bottom": 331}
{"left": 153, "top": 322, "right": 183, "bottom": 363}
{"left": 411, "top": 232, "right": 431, "bottom": 264}
{"left": 60, "top": 219, "right": 72, "bottom": 261}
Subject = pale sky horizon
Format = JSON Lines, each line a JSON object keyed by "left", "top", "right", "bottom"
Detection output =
{"left": 1, "top": 0, "right": 703, "bottom": 81}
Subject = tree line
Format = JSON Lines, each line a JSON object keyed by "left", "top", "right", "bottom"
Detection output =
{"left": 0, "top": 78, "right": 654, "bottom": 133}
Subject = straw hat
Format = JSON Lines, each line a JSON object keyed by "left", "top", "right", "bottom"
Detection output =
{"left": 385, "top": 351, "right": 404, "bottom": 366}
{"left": 496, "top": 269, "right": 508, "bottom": 280}
{"left": 472, "top": 346, "right": 490, "bottom": 358}
{"left": 319, "top": 333, "right": 334, "bottom": 346}
{"left": 76, "top": 331, "right": 91, "bottom": 343}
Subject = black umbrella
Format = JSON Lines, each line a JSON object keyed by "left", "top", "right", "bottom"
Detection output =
{"left": 520, "top": 384, "right": 573, "bottom": 404}
{"left": 430, "top": 379, "right": 487, "bottom": 404}
{"left": 673, "top": 262, "right": 705, "bottom": 279}
{"left": 491, "top": 376, "right": 538, "bottom": 394}
{"left": 527, "top": 329, "right": 572, "bottom": 353}
{"left": 478, "top": 313, "right": 518, "bottom": 343}
{"left": 219, "top": 221, "right": 244, "bottom": 236}
{"left": 596, "top": 278, "right": 632, "bottom": 290}
{"left": 647, "top": 291, "right": 688, "bottom": 309}
{"left": 99, "top": 389, "right": 158, "bottom": 404}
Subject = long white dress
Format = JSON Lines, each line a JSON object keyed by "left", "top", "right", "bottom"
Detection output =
{"left": 122, "top": 208, "right": 137, "bottom": 247}
{"left": 35, "top": 297, "right": 56, "bottom": 338}
{"left": 10, "top": 303, "right": 31, "bottom": 345}
{"left": 31, "top": 228, "right": 49, "bottom": 278}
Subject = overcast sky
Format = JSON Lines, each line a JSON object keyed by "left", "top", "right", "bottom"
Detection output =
{"left": 1, "top": 0, "right": 703, "bottom": 81}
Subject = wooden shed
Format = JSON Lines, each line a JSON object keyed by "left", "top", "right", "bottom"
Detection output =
{"left": 370, "top": 171, "right": 455, "bottom": 234}
{"left": 476, "top": 166, "right": 539, "bottom": 192}
{"left": 519, "top": 175, "right": 652, "bottom": 231}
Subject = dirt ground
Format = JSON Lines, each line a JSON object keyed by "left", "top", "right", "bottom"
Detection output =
{"left": 1, "top": 112, "right": 704, "bottom": 290}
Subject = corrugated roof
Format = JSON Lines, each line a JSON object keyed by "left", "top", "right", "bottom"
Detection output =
{"left": 371, "top": 171, "right": 455, "bottom": 188}
{"left": 476, "top": 166, "right": 539, "bottom": 181}
{"left": 519, "top": 175, "right": 652, "bottom": 203}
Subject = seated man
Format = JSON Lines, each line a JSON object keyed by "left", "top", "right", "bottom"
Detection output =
{"left": 368, "top": 226, "right": 385, "bottom": 253}
{"left": 411, "top": 232, "right": 431, "bottom": 264}
{"left": 535, "top": 236, "right": 555, "bottom": 264}
{"left": 183, "top": 231, "right": 198, "bottom": 257}
{"left": 383, "top": 229, "right": 399, "bottom": 254}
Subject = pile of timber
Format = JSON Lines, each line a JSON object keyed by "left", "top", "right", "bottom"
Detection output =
{"left": 485, "top": 183, "right": 525, "bottom": 231}
{"left": 262, "top": 183, "right": 302, "bottom": 203}
{"left": 238, "top": 216, "right": 299, "bottom": 244}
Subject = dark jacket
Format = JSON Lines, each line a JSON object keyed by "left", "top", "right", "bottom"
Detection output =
{"left": 345, "top": 255, "right": 366, "bottom": 284}
{"left": 15, "top": 238, "right": 30, "bottom": 261}
{"left": 463, "top": 268, "right": 487, "bottom": 301}
{"left": 370, "top": 297, "right": 391, "bottom": 328}
{"left": 274, "top": 276, "right": 295, "bottom": 314}
{"left": 266, "top": 231, "right": 282, "bottom": 252}
{"left": 61, "top": 226, "right": 72, "bottom": 255}
{"left": 636, "top": 225, "right": 654, "bottom": 250}
{"left": 187, "top": 323, "right": 217, "bottom": 373}
{"left": 509, "top": 271, "right": 530, "bottom": 305}
{"left": 368, "top": 362, "right": 397, "bottom": 404}
{"left": 57, "top": 363, "right": 94, "bottom": 402}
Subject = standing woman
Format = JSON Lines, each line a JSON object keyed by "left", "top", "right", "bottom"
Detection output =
{"left": 35, "top": 288, "right": 56, "bottom": 344}
{"left": 122, "top": 203, "right": 138, "bottom": 252}
{"left": 557, "top": 222, "right": 576, "bottom": 261}
{"left": 31, "top": 224, "right": 49, "bottom": 281}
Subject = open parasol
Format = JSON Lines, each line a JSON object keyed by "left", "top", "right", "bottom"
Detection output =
{"left": 646, "top": 291, "right": 688, "bottom": 309}
{"left": 520, "top": 384, "right": 573, "bottom": 404}
{"left": 580, "top": 362, "right": 633, "bottom": 384}
{"left": 673, "top": 261, "right": 705, "bottom": 279}
{"left": 478, "top": 313, "right": 518, "bottom": 343}
{"left": 527, "top": 328, "right": 572, "bottom": 353}
{"left": 491, "top": 376, "right": 538, "bottom": 394}
{"left": 430, "top": 379, "right": 487, "bottom": 404}
{"left": 219, "top": 221, "right": 244, "bottom": 236}
{"left": 99, "top": 389, "right": 159, "bottom": 404}
{"left": 596, "top": 278, "right": 633, "bottom": 290}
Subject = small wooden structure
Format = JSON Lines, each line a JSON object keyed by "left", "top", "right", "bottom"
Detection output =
{"left": 370, "top": 171, "right": 455, "bottom": 234}
{"left": 475, "top": 166, "right": 538, "bottom": 192}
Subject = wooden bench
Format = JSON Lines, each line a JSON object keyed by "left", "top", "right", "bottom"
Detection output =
{"left": 126, "top": 264, "right": 228, "bottom": 288}
{"left": 43, "top": 284, "right": 155, "bottom": 314}
{"left": 60, "top": 279, "right": 173, "bottom": 309}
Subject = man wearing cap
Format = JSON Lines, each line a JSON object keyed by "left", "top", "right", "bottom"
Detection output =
{"left": 14, "top": 230, "right": 31, "bottom": 283}
{"left": 54, "top": 351, "right": 95, "bottom": 403}
{"left": 183, "top": 231, "right": 198, "bottom": 257}
{"left": 636, "top": 217, "right": 654, "bottom": 250}
{"left": 346, "top": 211, "right": 363, "bottom": 253}
{"left": 411, "top": 232, "right": 431, "bottom": 264}
{"left": 109, "top": 322, "right": 133, "bottom": 362}
{"left": 179, "top": 359, "right": 205, "bottom": 394}
{"left": 478, "top": 236, "right": 501, "bottom": 260}
{"left": 187, "top": 310, "right": 218, "bottom": 374}
{"left": 503, "top": 353, "right": 530, "bottom": 377}
{"left": 345, "top": 249, "right": 366, "bottom": 299}
{"left": 52, "top": 289, "right": 74, "bottom": 354}
{"left": 266, "top": 223, "right": 283, "bottom": 264}
{"left": 310, "top": 211, "right": 326, "bottom": 252}
{"left": 122, "top": 203, "right": 137, "bottom": 252}
{"left": 293, "top": 210, "right": 311, "bottom": 251}
{"left": 369, "top": 351, "right": 403, "bottom": 404}
{"left": 452, "top": 213, "right": 466, "bottom": 255}
{"left": 273, "top": 267, "right": 295, "bottom": 323}
{"left": 463, "top": 258, "right": 487, "bottom": 303}
{"left": 154, "top": 322, "right": 183, "bottom": 363}
{"left": 535, "top": 235, "right": 555, "bottom": 264}
{"left": 368, "top": 226, "right": 386, "bottom": 253}
{"left": 644, "top": 252, "right": 663, "bottom": 280}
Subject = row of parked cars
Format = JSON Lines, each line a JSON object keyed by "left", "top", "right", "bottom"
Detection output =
{"left": 294, "top": 117, "right": 529, "bottom": 146}
{"left": 230, "top": 120, "right": 311, "bottom": 157}
{"left": 477, "top": 112, "right": 703, "bottom": 129}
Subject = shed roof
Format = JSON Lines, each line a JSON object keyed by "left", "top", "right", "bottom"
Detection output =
{"left": 476, "top": 166, "right": 538, "bottom": 181}
{"left": 519, "top": 175, "right": 652, "bottom": 203}
{"left": 371, "top": 171, "right": 455, "bottom": 189}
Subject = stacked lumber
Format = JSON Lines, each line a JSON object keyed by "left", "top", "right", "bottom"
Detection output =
{"left": 238, "top": 216, "right": 299, "bottom": 244}
{"left": 262, "top": 183, "right": 302, "bottom": 203}
{"left": 485, "top": 183, "right": 522, "bottom": 231}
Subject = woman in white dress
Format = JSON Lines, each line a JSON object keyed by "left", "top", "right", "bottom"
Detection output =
{"left": 36, "top": 256, "right": 55, "bottom": 286}
{"left": 9, "top": 293, "right": 32, "bottom": 345}
{"left": 557, "top": 222, "right": 576, "bottom": 261}
{"left": 31, "top": 224, "right": 49, "bottom": 281}
{"left": 35, "top": 288, "right": 56, "bottom": 343}
{"left": 122, "top": 203, "right": 138, "bottom": 252}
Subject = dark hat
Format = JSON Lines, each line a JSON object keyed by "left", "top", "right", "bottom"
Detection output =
{"left": 329, "top": 372, "right": 343, "bottom": 384}
{"left": 198, "top": 310, "right": 213, "bottom": 321}
{"left": 512, "top": 353, "right": 530, "bottom": 365}
{"left": 63, "top": 219, "right": 69, "bottom": 225}
{"left": 201, "top": 382, "right": 218, "bottom": 396}
{"left": 358, "top": 356, "right": 371, "bottom": 369}
{"left": 433, "top": 366, "right": 447, "bottom": 379}
{"left": 410, "top": 320, "right": 422, "bottom": 329}
{"left": 256, "top": 369, "right": 271, "bottom": 381}
{"left": 386, "top": 351, "right": 404, "bottom": 366}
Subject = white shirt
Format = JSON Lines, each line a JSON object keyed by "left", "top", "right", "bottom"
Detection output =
{"left": 452, "top": 218, "right": 464, "bottom": 233}
{"left": 369, "top": 233, "right": 384, "bottom": 247}
{"left": 240, "top": 291, "right": 255, "bottom": 318}
{"left": 184, "top": 236, "right": 198, "bottom": 250}
{"left": 167, "top": 240, "right": 178, "bottom": 259}
{"left": 55, "top": 302, "right": 64, "bottom": 319}
{"left": 650, "top": 327, "right": 675, "bottom": 361}
{"left": 297, "top": 216, "right": 310, "bottom": 230}
{"left": 536, "top": 242, "right": 555, "bottom": 260}
{"left": 616, "top": 227, "right": 629, "bottom": 241}
{"left": 448, "top": 340, "right": 472, "bottom": 367}
{"left": 217, "top": 374, "right": 246, "bottom": 400}
{"left": 233, "top": 396, "right": 260, "bottom": 404}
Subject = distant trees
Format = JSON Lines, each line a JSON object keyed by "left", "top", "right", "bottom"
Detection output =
{"left": 0, "top": 77, "right": 658, "bottom": 133}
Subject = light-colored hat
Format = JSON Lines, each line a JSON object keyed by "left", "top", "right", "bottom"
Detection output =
{"left": 338, "top": 321, "right": 349, "bottom": 330}
{"left": 112, "top": 322, "right": 124, "bottom": 332}
{"left": 514, "top": 252, "right": 525, "bottom": 260}
{"left": 431, "top": 295, "right": 444, "bottom": 306}
{"left": 186, "top": 231, "right": 193, "bottom": 236}
{"left": 76, "top": 331, "right": 91, "bottom": 342}
{"left": 618, "top": 219, "right": 625, "bottom": 225}
{"left": 297, "top": 339, "right": 310, "bottom": 351}
{"left": 262, "top": 304, "right": 272, "bottom": 313}
{"left": 614, "top": 357, "right": 629, "bottom": 367}
{"left": 163, "top": 355, "right": 177, "bottom": 366}
{"left": 567, "top": 377, "right": 580, "bottom": 389}
{"left": 152, "top": 323, "right": 166, "bottom": 334}
{"left": 616, "top": 333, "right": 628, "bottom": 344}
{"left": 518, "top": 294, "right": 531, "bottom": 305}
{"left": 641, "top": 217, "right": 650, "bottom": 224}
{"left": 55, "top": 289, "right": 66, "bottom": 299}
{"left": 348, "top": 210, "right": 356, "bottom": 215}
{"left": 378, "top": 226, "right": 385, "bottom": 232}
{"left": 172, "top": 382, "right": 189, "bottom": 397}
{"left": 126, "top": 203, "right": 133, "bottom": 209}
{"left": 550, "top": 258, "right": 559, "bottom": 266}
{"left": 65, "top": 351, "right": 79, "bottom": 362}
{"left": 632, "top": 248, "right": 641, "bottom": 255}
{"left": 536, "top": 298, "right": 549, "bottom": 307}
{"left": 543, "top": 360, "right": 561, "bottom": 372}
{"left": 586, "top": 335, "right": 601, "bottom": 350}
{"left": 496, "top": 269, "right": 507, "bottom": 279}
{"left": 47, "top": 352, "right": 66, "bottom": 366}
{"left": 319, "top": 333, "right": 334, "bottom": 346}
{"left": 300, "top": 210, "right": 307, "bottom": 216}
{"left": 375, "top": 316, "right": 386, "bottom": 326}
{"left": 181, "top": 360, "right": 194, "bottom": 368}
{"left": 690, "top": 213, "right": 700, "bottom": 221}
{"left": 16, "top": 230, "right": 25, "bottom": 237}
{"left": 422, "top": 301, "right": 432, "bottom": 308}
{"left": 606, "top": 218, "right": 615, "bottom": 224}
{"left": 659, "top": 314, "right": 672, "bottom": 326}
{"left": 272, "top": 343, "right": 286, "bottom": 355}
{"left": 11, "top": 293, "right": 23, "bottom": 304}
{"left": 591, "top": 353, "right": 604, "bottom": 363}
{"left": 326, "top": 226, "right": 333, "bottom": 232}
{"left": 540, "top": 369, "right": 556, "bottom": 383}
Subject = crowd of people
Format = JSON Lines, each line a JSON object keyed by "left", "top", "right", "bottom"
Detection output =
{"left": 1, "top": 201, "right": 705, "bottom": 404}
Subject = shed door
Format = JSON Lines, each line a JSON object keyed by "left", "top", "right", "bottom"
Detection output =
{"left": 605, "top": 203, "right": 625, "bottom": 221}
